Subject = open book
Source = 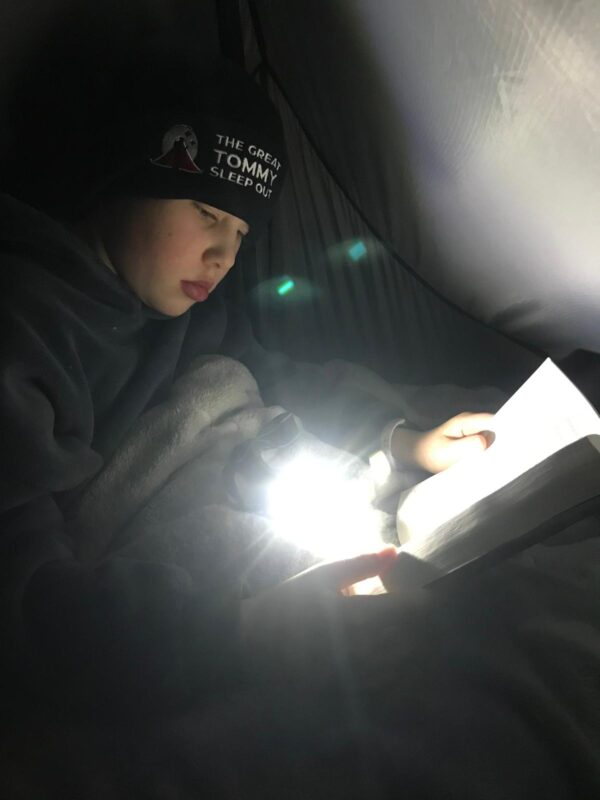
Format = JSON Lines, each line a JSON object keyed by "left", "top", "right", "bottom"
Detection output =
{"left": 385, "top": 359, "right": 600, "bottom": 591}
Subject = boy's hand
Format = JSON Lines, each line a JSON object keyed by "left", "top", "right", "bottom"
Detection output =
{"left": 392, "top": 412, "right": 494, "bottom": 473}
{"left": 240, "top": 549, "right": 397, "bottom": 683}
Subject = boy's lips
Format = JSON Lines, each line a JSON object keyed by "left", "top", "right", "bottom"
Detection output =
{"left": 180, "top": 280, "right": 213, "bottom": 302}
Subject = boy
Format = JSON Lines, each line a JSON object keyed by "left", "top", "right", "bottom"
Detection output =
{"left": 0, "top": 51, "right": 492, "bottom": 714}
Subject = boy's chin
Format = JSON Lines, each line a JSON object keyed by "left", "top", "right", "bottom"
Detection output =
{"left": 143, "top": 293, "right": 195, "bottom": 318}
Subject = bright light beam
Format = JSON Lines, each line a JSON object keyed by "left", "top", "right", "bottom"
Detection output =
{"left": 266, "top": 454, "right": 384, "bottom": 561}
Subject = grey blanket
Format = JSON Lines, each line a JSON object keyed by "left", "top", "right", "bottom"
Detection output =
{"left": 69, "top": 354, "right": 506, "bottom": 592}
{"left": 7, "top": 358, "right": 600, "bottom": 799}
{"left": 70, "top": 356, "right": 314, "bottom": 591}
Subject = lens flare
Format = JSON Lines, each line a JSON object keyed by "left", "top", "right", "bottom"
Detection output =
{"left": 276, "top": 278, "right": 295, "bottom": 296}
{"left": 348, "top": 240, "right": 367, "bottom": 261}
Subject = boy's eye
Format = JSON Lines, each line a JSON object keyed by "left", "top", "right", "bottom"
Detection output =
{"left": 196, "top": 204, "right": 217, "bottom": 221}
{"left": 194, "top": 203, "right": 249, "bottom": 239}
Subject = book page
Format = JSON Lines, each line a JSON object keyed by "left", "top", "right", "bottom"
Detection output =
{"left": 397, "top": 359, "right": 600, "bottom": 543}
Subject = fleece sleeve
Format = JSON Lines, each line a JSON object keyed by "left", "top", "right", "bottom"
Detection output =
{"left": 220, "top": 303, "right": 413, "bottom": 458}
{"left": 0, "top": 305, "right": 242, "bottom": 713}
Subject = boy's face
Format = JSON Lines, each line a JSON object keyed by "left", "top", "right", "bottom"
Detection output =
{"left": 100, "top": 198, "right": 250, "bottom": 316}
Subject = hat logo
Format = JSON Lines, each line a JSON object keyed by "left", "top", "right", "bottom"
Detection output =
{"left": 151, "top": 124, "right": 203, "bottom": 173}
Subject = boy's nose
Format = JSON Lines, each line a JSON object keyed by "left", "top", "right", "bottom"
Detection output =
{"left": 204, "top": 230, "right": 239, "bottom": 273}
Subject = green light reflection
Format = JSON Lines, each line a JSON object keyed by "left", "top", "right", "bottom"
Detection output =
{"left": 277, "top": 279, "right": 296, "bottom": 296}
{"left": 348, "top": 240, "right": 367, "bottom": 261}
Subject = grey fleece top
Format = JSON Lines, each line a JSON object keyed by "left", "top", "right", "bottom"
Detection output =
{"left": 0, "top": 193, "right": 405, "bottom": 713}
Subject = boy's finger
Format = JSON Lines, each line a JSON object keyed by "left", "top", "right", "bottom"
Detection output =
{"left": 444, "top": 412, "right": 494, "bottom": 439}
{"left": 304, "top": 548, "right": 398, "bottom": 592}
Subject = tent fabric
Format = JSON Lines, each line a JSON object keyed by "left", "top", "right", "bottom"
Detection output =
{"left": 233, "top": 0, "right": 542, "bottom": 389}
{"left": 245, "top": 0, "right": 600, "bottom": 359}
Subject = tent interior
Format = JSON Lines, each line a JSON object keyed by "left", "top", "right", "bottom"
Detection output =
{"left": 2, "top": 0, "right": 598, "bottom": 394}
{"left": 2, "top": 2, "right": 600, "bottom": 796}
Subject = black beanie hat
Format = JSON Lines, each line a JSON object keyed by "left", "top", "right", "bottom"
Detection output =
{"left": 87, "top": 54, "right": 287, "bottom": 240}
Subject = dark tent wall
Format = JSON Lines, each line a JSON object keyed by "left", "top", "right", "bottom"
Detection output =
{"left": 0, "top": 0, "right": 223, "bottom": 183}
{"left": 246, "top": 0, "right": 600, "bottom": 359}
